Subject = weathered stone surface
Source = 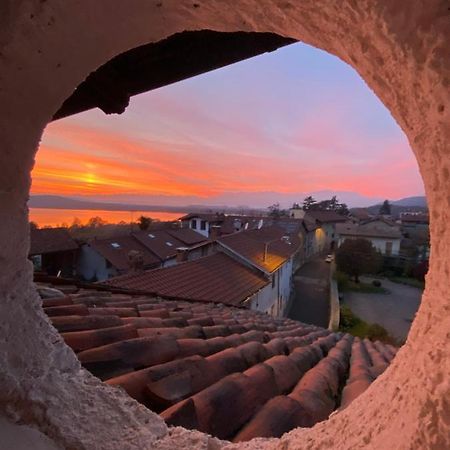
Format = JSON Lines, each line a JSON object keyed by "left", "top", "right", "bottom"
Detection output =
{"left": 0, "top": 1, "right": 449, "bottom": 449}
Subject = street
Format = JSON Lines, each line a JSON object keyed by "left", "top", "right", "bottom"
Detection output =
{"left": 288, "top": 256, "right": 331, "bottom": 328}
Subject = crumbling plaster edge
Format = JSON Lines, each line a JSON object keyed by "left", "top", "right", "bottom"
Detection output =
{"left": 0, "top": 1, "right": 449, "bottom": 449}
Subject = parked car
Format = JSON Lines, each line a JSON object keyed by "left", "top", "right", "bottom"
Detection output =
{"left": 325, "top": 254, "right": 334, "bottom": 263}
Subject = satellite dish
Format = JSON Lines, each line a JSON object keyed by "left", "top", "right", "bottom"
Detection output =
{"left": 244, "top": 222, "right": 249, "bottom": 230}
{"left": 257, "top": 219, "right": 263, "bottom": 229}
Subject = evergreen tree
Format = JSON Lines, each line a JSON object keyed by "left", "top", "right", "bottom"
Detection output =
{"left": 379, "top": 200, "right": 391, "bottom": 215}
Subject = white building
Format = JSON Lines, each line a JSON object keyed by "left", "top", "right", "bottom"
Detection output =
{"left": 335, "top": 218, "right": 402, "bottom": 256}
{"left": 217, "top": 227, "right": 301, "bottom": 317}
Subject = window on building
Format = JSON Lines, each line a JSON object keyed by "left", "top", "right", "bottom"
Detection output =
{"left": 385, "top": 241, "right": 393, "bottom": 256}
{"left": 200, "top": 220, "right": 207, "bottom": 230}
{"left": 191, "top": 219, "right": 197, "bottom": 229}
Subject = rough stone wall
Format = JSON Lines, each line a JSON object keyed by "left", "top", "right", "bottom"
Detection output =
{"left": 0, "top": 1, "right": 448, "bottom": 449}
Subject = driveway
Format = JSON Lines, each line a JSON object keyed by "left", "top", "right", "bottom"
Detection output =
{"left": 288, "top": 257, "right": 330, "bottom": 328}
{"left": 342, "top": 277, "right": 422, "bottom": 342}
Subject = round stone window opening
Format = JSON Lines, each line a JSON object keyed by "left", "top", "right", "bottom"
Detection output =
{"left": 0, "top": 3, "right": 448, "bottom": 450}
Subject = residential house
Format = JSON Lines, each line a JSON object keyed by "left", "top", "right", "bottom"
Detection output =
{"left": 400, "top": 213, "right": 430, "bottom": 262}
{"left": 335, "top": 218, "right": 402, "bottom": 256}
{"left": 134, "top": 228, "right": 213, "bottom": 265}
{"left": 102, "top": 252, "right": 270, "bottom": 307}
{"left": 180, "top": 212, "right": 268, "bottom": 238}
{"left": 179, "top": 213, "right": 226, "bottom": 238}
{"left": 305, "top": 210, "right": 349, "bottom": 253}
{"left": 217, "top": 227, "right": 301, "bottom": 316}
{"left": 400, "top": 213, "right": 429, "bottom": 234}
{"left": 77, "top": 228, "right": 210, "bottom": 281}
{"left": 77, "top": 235, "right": 161, "bottom": 281}
{"left": 289, "top": 206, "right": 305, "bottom": 220}
{"left": 29, "top": 227, "right": 79, "bottom": 277}
{"left": 349, "top": 208, "right": 372, "bottom": 223}
{"left": 262, "top": 218, "right": 306, "bottom": 269}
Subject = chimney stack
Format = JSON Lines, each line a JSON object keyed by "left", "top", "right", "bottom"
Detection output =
{"left": 176, "top": 247, "right": 189, "bottom": 263}
{"left": 128, "top": 250, "right": 144, "bottom": 272}
{"left": 209, "top": 225, "right": 221, "bottom": 241}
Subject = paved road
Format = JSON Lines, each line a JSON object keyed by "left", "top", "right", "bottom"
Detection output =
{"left": 342, "top": 277, "right": 422, "bottom": 342}
{"left": 288, "top": 257, "right": 330, "bottom": 328}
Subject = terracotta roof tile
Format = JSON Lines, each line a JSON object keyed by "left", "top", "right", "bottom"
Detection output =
{"left": 39, "top": 286, "right": 398, "bottom": 441}
{"left": 305, "top": 211, "right": 348, "bottom": 223}
{"left": 90, "top": 235, "right": 161, "bottom": 270}
{"left": 30, "top": 227, "right": 78, "bottom": 255}
{"left": 218, "top": 228, "right": 301, "bottom": 273}
{"left": 132, "top": 230, "right": 185, "bottom": 260}
{"left": 101, "top": 253, "right": 269, "bottom": 306}
{"left": 166, "top": 228, "right": 207, "bottom": 245}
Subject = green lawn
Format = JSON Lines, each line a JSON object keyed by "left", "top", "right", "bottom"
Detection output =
{"left": 334, "top": 271, "right": 388, "bottom": 294}
{"left": 339, "top": 305, "right": 400, "bottom": 345}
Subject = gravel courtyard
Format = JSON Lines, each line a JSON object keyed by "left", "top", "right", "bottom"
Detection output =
{"left": 342, "top": 277, "right": 423, "bottom": 342}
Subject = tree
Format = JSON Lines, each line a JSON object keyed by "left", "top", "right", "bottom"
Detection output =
{"left": 329, "top": 195, "right": 339, "bottom": 210}
{"left": 137, "top": 215, "right": 153, "bottom": 230}
{"left": 379, "top": 200, "right": 391, "bottom": 215}
{"left": 336, "top": 238, "right": 382, "bottom": 283}
{"left": 70, "top": 217, "right": 83, "bottom": 229}
{"left": 302, "top": 196, "right": 317, "bottom": 210}
{"left": 87, "top": 216, "right": 107, "bottom": 228}
{"left": 292, "top": 202, "right": 301, "bottom": 210}
{"left": 29, "top": 221, "right": 39, "bottom": 230}
{"left": 268, "top": 203, "right": 281, "bottom": 218}
{"left": 336, "top": 202, "right": 349, "bottom": 216}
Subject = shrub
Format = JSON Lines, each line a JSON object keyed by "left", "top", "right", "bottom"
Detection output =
{"left": 372, "top": 280, "right": 382, "bottom": 287}
{"left": 335, "top": 271, "right": 349, "bottom": 291}
{"left": 412, "top": 260, "right": 429, "bottom": 281}
{"left": 366, "top": 323, "right": 389, "bottom": 341}
{"left": 339, "top": 305, "right": 360, "bottom": 330}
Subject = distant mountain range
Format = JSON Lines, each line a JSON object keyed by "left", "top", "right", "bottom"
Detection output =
{"left": 29, "top": 194, "right": 427, "bottom": 214}
{"left": 356, "top": 196, "right": 428, "bottom": 217}
{"left": 391, "top": 196, "right": 427, "bottom": 207}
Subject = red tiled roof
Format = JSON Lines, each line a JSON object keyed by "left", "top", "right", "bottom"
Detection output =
{"left": 306, "top": 211, "right": 348, "bottom": 223}
{"left": 336, "top": 223, "right": 402, "bottom": 240}
{"left": 29, "top": 227, "right": 78, "bottom": 255}
{"left": 101, "top": 252, "right": 269, "bottom": 306}
{"left": 166, "top": 228, "right": 207, "bottom": 245}
{"left": 38, "top": 285, "right": 397, "bottom": 442}
{"left": 350, "top": 208, "right": 371, "bottom": 220}
{"left": 302, "top": 216, "right": 319, "bottom": 232}
{"left": 90, "top": 236, "right": 160, "bottom": 271}
{"left": 133, "top": 230, "right": 184, "bottom": 260}
{"left": 218, "top": 228, "right": 301, "bottom": 273}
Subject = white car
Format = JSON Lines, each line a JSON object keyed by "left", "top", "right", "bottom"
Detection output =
{"left": 325, "top": 254, "right": 334, "bottom": 263}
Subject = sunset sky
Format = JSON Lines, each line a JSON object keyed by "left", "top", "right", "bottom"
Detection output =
{"left": 33, "top": 42, "right": 424, "bottom": 208}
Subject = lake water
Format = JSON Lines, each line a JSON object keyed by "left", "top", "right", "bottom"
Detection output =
{"left": 29, "top": 208, "right": 185, "bottom": 227}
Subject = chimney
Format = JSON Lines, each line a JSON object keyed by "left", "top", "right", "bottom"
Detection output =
{"left": 263, "top": 243, "right": 269, "bottom": 261}
{"left": 209, "top": 225, "right": 221, "bottom": 241}
{"left": 128, "top": 250, "right": 144, "bottom": 272}
{"left": 176, "top": 247, "right": 189, "bottom": 263}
